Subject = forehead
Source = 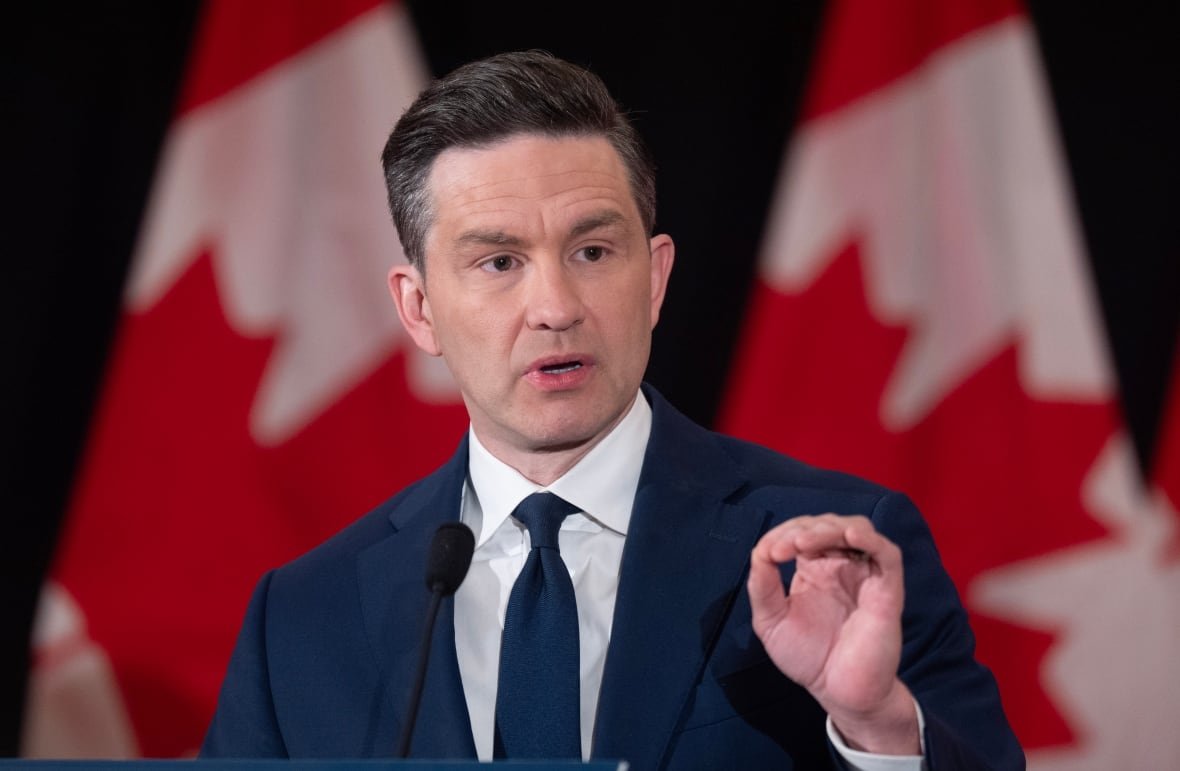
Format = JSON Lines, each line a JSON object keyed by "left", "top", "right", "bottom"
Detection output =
{"left": 424, "top": 134, "right": 640, "bottom": 242}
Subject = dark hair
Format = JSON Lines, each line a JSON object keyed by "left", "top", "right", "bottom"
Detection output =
{"left": 381, "top": 50, "right": 657, "bottom": 271}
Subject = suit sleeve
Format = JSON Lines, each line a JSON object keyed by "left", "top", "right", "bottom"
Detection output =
{"left": 871, "top": 492, "right": 1025, "bottom": 771}
{"left": 200, "top": 570, "right": 288, "bottom": 758}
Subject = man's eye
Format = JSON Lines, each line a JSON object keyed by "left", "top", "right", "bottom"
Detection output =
{"left": 580, "top": 246, "right": 605, "bottom": 262}
{"left": 482, "top": 255, "right": 515, "bottom": 272}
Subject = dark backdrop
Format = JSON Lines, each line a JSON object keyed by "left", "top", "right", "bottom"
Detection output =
{"left": 5, "top": 0, "right": 1177, "bottom": 755}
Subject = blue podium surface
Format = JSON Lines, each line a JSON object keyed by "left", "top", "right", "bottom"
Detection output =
{"left": 0, "top": 762, "right": 626, "bottom": 770}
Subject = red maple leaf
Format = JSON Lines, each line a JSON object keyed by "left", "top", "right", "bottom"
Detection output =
{"left": 52, "top": 251, "right": 469, "bottom": 756}
{"left": 720, "top": 240, "right": 1117, "bottom": 750}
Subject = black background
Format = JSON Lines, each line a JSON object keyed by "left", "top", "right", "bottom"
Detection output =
{"left": 5, "top": 0, "right": 1177, "bottom": 755}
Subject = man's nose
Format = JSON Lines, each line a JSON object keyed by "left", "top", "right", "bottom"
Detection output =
{"left": 524, "top": 261, "right": 584, "bottom": 331}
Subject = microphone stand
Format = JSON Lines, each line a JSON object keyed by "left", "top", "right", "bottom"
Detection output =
{"left": 397, "top": 582, "right": 445, "bottom": 758}
{"left": 396, "top": 522, "right": 474, "bottom": 758}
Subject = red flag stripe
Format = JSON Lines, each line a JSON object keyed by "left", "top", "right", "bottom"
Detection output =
{"left": 178, "top": 0, "right": 388, "bottom": 115}
{"left": 802, "top": 0, "right": 1021, "bottom": 121}
{"left": 1155, "top": 339, "right": 1180, "bottom": 495}
{"left": 1154, "top": 336, "right": 1180, "bottom": 562}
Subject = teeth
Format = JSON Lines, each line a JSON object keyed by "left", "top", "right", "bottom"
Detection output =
{"left": 541, "top": 362, "right": 581, "bottom": 374}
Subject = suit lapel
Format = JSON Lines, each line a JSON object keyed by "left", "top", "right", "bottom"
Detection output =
{"left": 355, "top": 436, "right": 477, "bottom": 758}
{"left": 592, "top": 387, "right": 768, "bottom": 769}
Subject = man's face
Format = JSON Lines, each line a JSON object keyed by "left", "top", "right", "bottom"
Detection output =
{"left": 389, "top": 134, "right": 674, "bottom": 474}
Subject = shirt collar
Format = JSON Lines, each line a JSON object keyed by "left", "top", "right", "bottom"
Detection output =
{"left": 466, "top": 391, "right": 651, "bottom": 548}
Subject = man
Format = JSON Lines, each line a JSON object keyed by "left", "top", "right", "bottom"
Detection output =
{"left": 202, "top": 51, "right": 1022, "bottom": 769}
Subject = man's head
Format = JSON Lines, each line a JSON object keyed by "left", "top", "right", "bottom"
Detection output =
{"left": 383, "top": 52, "right": 674, "bottom": 483}
{"left": 381, "top": 50, "right": 656, "bottom": 273}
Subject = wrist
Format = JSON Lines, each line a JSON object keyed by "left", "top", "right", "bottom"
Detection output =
{"left": 828, "top": 680, "right": 921, "bottom": 755}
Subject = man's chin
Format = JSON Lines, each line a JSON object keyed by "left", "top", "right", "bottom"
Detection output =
{"left": 522, "top": 408, "right": 629, "bottom": 457}
{"left": 516, "top": 413, "right": 604, "bottom": 453}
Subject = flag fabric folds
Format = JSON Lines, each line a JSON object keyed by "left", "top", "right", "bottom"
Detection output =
{"left": 24, "top": 0, "right": 467, "bottom": 757}
{"left": 720, "top": 0, "right": 1179, "bottom": 766}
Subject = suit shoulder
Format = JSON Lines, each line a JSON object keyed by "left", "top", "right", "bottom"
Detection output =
{"left": 643, "top": 384, "right": 899, "bottom": 511}
{"left": 715, "top": 431, "right": 887, "bottom": 491}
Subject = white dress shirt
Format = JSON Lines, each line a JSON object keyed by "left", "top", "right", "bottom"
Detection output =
{"left": 454, "top": 390, "right": 924, "bottom": 769}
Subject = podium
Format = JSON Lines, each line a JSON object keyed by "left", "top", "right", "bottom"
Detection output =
{"left": 0, "top": 763, "right": 627, "bottom": 770}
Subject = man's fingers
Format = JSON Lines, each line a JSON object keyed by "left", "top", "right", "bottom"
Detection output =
{"left": 753, "top": 514, "right": 901, "bottom": 570}
{"left": 751, "top": 520, "right": 800, "bottom": 566}
{"left": 747, "top": 549, "right": 787, "bottom": 617}
{"left": 788, "top": 517, "right": 855, "bottom": 556}
{"left": 749, "top": 524, "right": 796, "bottom": 618}
{"left": 843, "top": 517, "right": 902, "bottom": 574}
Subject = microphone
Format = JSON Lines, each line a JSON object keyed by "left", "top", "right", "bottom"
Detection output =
{"left": 425, "top": 522, "right": 476, "bottom": 596}
{"left": 396, "top": 523, "right": 475, "bottom": 758}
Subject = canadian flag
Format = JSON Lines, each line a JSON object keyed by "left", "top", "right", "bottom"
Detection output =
{"left": 720, "top": 0, "right": 1180, "bottom": 767}
{"left": 1157, "top": 347, "right": 1180, "bottom": 563}
{"left": 23, "top": 0, "right": 467, "bottom": 758}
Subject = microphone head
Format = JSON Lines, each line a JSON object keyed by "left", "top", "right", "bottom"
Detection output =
{"left": 425, "top": 523, "right": 475, "bottom": 596}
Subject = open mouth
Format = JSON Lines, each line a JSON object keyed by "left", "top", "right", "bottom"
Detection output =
{"left": 539, "top": 360, "right": 582, "bottom": 375}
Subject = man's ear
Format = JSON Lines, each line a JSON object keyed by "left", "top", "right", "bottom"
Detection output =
{"left": 388, "top": 263, "right": 442, "bottom": 357}
{"left": 648, "top": 234, "right": 675, "bottom": 328}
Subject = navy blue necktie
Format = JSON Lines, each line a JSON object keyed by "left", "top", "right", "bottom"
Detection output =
{"left": 494, "top": 492, "right": 581, "bottom": 759}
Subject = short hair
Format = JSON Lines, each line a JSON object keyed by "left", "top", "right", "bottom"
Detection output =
{"left": 381, "top": 50, "right": 657, "bottom": 272}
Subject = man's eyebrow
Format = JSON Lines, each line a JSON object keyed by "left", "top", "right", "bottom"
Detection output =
{"left": 454, "top": 211, "right": 629, "bottom": 248}
{"left": 569, "top": 210, "right": 627, "bottom": 240}
{"left": 455, "top": 229, "right": 525, "bottom": 248}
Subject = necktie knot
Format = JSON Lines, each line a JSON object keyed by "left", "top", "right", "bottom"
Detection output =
{"left": 513, "top": 492, "right": 578, "bottom": 550}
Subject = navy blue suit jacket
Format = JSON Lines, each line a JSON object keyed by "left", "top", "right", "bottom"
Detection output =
{"left": 202, "top": 385, "right": 1023, "bottom": 769}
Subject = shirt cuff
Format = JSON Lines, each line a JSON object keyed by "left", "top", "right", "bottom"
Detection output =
{"left": 825, "top": 699, "right": 926, "bottom": 771}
